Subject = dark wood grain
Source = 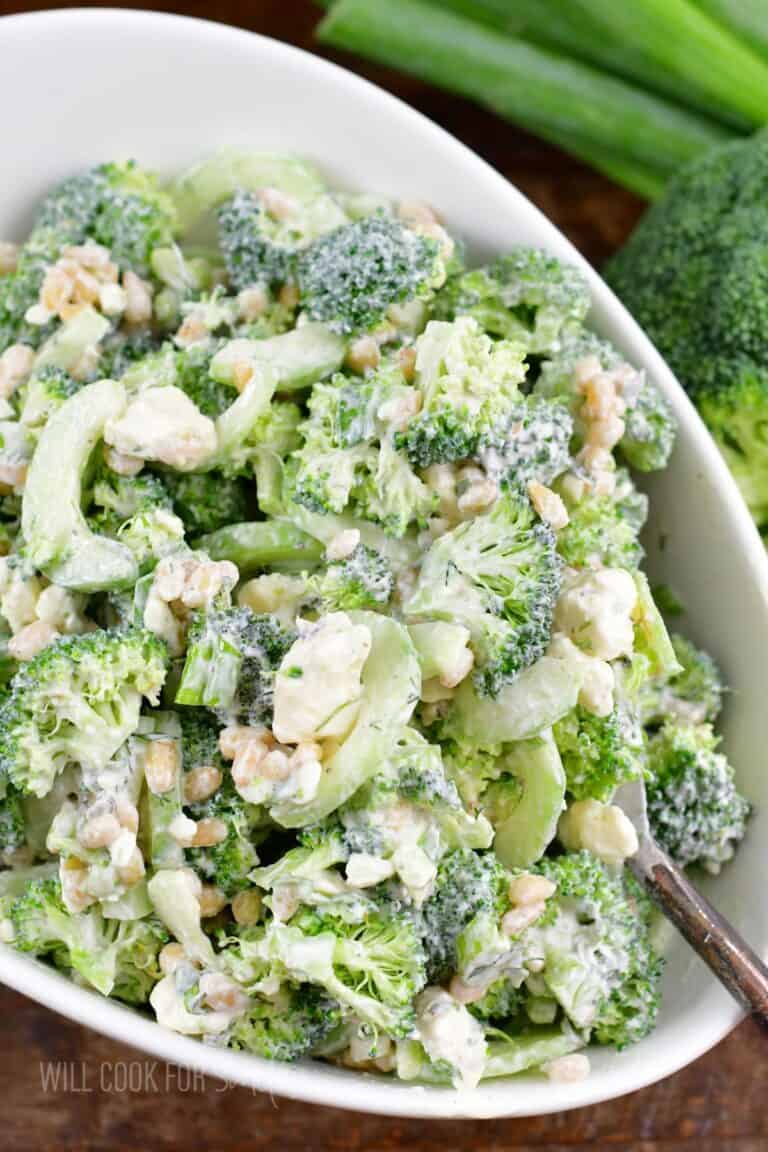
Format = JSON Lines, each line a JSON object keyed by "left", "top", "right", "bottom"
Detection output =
{"left": 0, "top": 0, "right": 761, "bottom": 1148}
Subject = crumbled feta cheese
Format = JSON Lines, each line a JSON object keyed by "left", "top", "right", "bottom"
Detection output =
{"left": 558, "top": 798, "right": 639, "bottom": 866}
{"left": 547, "top": 633, "right": 615, "bottom": 717}
{"left": 272, "top": 613, "right": 372, "bottom": 744}
{"left": 554, "top": 568, "right": 638, "bottom": 661}
{"left": 346, "top": 853, "right": 396, "bottom": 888}
{"left": 415, "top": 987, "right": 486, "bottom": 1091}
{"left": 104, "top": 386, "right": 217, "bottom": 471}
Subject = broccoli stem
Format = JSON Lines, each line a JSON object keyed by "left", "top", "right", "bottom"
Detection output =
{"left": 195, "top": 521, "right": 324, "bottom": 575}
{"left": 697, "top": 0, "right": 768, "bottom": 61}
{"left": 564, "top": 0, "right": 768, "bottom": 128}
{"left": 318, "top": 0, "right": 729, "bottom": 192}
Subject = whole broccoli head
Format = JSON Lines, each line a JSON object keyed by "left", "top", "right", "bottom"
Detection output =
{"left": 418, "top": 849, "right": 509, "bottom": 982}
{"left": 228, "top": 984, "right": 342, "bottom": 1061}
{"left": 554, "top": 705, "right": 645, "bottom": 802}
{"left": 32, "top": 160, "right": 176, "bottom": 274}
{"left": 639, "top": 633, "right": 724, "bottom": 729}
{"left": 10, "top": 875, "right": 168, "bottom": 1001}
{"left": 433, "top": 247, "right": 590, "bottom": 354}
{"left": 606, "top": 131, "right": 768, "bottom": 517}
{"left": 297, "top": 213, "right": 442, "bottom": 336}
{"left": 534, "top": 852, "right": 663, "bottom": 1047}
{"left": 176, "top": 606, "right": 296, "bottom": 725}
{"left": 646, "top": 723, "right": 749, "bottom": 873}
{"left": 556, "top": 470, "right": 648, "bottom": 569}
{"left": 404, "top": 486, "right": 561, "bottom": 696}
{"left": 308, "top": 543, "right": 394, "bottom": 612}
{"left": 161, "top": 470, "right": 251, "bottom": 537}
{"left": 396, "top": 317, "right": 527, "bottom": 468}
{"left": 0, "top": 628, "right": 167, "bottom": 797}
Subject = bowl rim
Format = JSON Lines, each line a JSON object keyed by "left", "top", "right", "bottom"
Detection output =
{"left": 0, "top": 4, "right": 765, "bottom": 1120}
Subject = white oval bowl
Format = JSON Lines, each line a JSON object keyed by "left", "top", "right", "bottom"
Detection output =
{"left": 0, "top": 7, "right": 766, "bottom": 1120}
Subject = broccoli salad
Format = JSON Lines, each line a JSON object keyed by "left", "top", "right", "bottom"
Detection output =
{"left": 0, "top": 154, "right": 750, "bottom": 1090}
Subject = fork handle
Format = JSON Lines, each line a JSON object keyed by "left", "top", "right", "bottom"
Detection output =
{"left": 630, "top": 843, "right": 768, "bottom": 1028}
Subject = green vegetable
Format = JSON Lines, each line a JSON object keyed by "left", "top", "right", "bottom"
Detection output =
{"left": 479, "top": 732, "right": 566, "bottom": 869}
{"left": 195, "top": 520, "right": 324, "bottom": 574}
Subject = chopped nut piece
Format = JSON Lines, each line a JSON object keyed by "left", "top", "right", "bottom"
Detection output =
{"left": 158, "top": 942, "right": 186, "bottom": 975}
{"left": 346, "top": 335, "right": 380, "bottom": 375}
{"left": 123, "top": 270, "right": 153, "bottom": 326}
{"left": 198, "top": 885, "right": 228, "bottom": 918}
{"left": 543, "top": 1053, "right": 591, "bottom": 1083}
{"left": 144, "top": 737, "right": 181, "bottom": 796}
{"left": 8, "top": 620, "right": 58, "bottom": 661}
{"left": 184, "top": 765, "right": 223, "bottom": 804}
{"left": 326, "top": 529, "right": 360, "bottom": 562}
{"left": 528, "top": 481, "right": 569, "bottom": 530}
{"left": 508, "top": 873, "right": 557, "bottom": 908}
{"left": 231, "top": 890, "right": 263, "bottom": 926}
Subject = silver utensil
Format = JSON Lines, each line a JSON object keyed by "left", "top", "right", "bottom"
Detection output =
{"left": 613, "top": 778, "right": 768, "bottom": 1026}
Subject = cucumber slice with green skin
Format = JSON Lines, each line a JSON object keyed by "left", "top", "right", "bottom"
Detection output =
{"left": 269, "top": 612, "right": 420, "bottom": 827}
{"left": 22, "top": 379, "right": 139, "bottom": 592}
{"left": 171, "top": 152, "right": 328, "bottom": 232}
{"left": 446, "top": 656, "right": 581, "bottom": 747}
{"left": 210, "top": 324, "right": 346, "bottom": 393}
{"left": 483, "top": 1026, "right": 585, "bottom": 1079}
{"left": 632, "top": 570, "right": 682, "bottom": 681}
{"left": 488, "top": 730, "right": 566, "bottom": 870}
{"left": 194, "top": 520, "right": 324, "bottom": 575}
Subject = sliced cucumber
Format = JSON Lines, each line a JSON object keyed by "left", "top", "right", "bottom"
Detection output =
{"left": 488, "top": 730, "right": 566, "bottom": 870}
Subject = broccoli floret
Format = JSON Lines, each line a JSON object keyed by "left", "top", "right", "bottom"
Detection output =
{"left": 554, "top": 705, "right": 645, "bottom": 801}
{"left": 468, "top": 976, "right": 525, "bottom": 1023}
{"left": 176, "top": 606, "right": 296, "bottom": 725}
{"left": 0, "top": 628, "right": 167, "bottom": 797}
{"left": 33, "top": 160, "right": 176, "bottom": 274}
{"left": 396, "top": 317, "right": 527, "bottom": 467}
{"left": 17, "top": 366, "right": 82, "bottom": 434}
{"left": 535, "top": 325, "right": 675, "bottom": 474}
{"left": 99, "top": 328, "right": 162, "bottom": 381}
{"left": 419, "top": 849, "right": 509, "bottom": 982}
{"left": 433, "top": 247, "right": 590, "bottom": 354}
{"left": 290, "top": 365, "right": 436, "bottom": 535}
{"left": 88, "top": 469, "right": 183, "bottom": 572}
{"left": 487, "top": 395, "right": 573, "bottom": 488}
{"left": 640, "top": 633, "right": 724, "bottom": 729}
{"left": 556, "top": 470, "right": 648, "bottom": 569}
{"left": 297, "top": 213, "right": 442, "bottom": 336}
{"left": 308, "top": 543, "right": 394, "bottom": 611}
{"left": 0, "top": 229, "right": 61, "bottom": 350}
{"left": 0, "top": 783, "right": 25, "bottom": 862}
{"left": 534, "top": 852, "right": 663, "bottom": 1046}
{"left": 161, "top": 471, "right": 251, "bottom": 537}
{"left": 121, "top": 342, "right": 236, "bottom": 419}
{"left": 218, "top": 190, "right": 295, "bottom": 290}
{"left": 404, "top": 486, "right": 561, "bottom": 696}
{"left": 646, "top": 723, "right": 749, "bottom": 873}
{"left": 228, "top": 984, "right": 342, "bottom": 1061}
{"left": 10, "top": 875, "right": 168, "bottom": 1001}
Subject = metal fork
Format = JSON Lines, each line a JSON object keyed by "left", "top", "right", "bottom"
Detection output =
{"left": 613, "top": 778, "right": 768, "bottom": 1028}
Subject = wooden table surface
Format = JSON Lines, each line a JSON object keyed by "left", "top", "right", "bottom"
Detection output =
{"left": 0, "top": 1, "right": 765, "bottom": 1148}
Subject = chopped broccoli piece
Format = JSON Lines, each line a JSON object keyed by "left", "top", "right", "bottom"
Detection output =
{"left": 554, "top": 705, "right": 645, "bottom": 801}
{"left": 161, "top": 470, "right": 251, "bottom": 537}
{"left": 121, "top": 342, "right": 236, "bottom": 420}
{"left": 646, "top": 723, "right": 750, "bottom": 873}
{"left": 488, "top": 395, "right": 573, "bottom": 488}
{"left": 176, "top": 606, "right": 296, "bottom": 725}
{"left": 297, "top": 213, "right": 442, "bottom": 336}
{"left": 433, "top": 247, "right": 590, "bottom": 353}
{"left": 218, "top": 190, "right": 295, "bottom": 290}
{"left": 419, "top": 849, "right": 509, "bottom": 982}
{"left": 0, "top": 783, "right": 25, "bottom": 862}
{"left": 18, "top": 366, "right": 82, "bottom": 435}
{"left": 396, "top": 317, "right": 526, "bottom": 467}
{"left": 33, "top": 160, "right": 176, "bottom": 274}
{"left": 99, "top": 328, "right": 162, "bottom": 381}
{"left": 10, "top": 875, "right": 167, "bottom": 1001}
{"left": 228, "top": 985, "right": 342, "bottom": 1061}
{"left": 640, "top": 633, "right": 724, "bottom": 728}
{"left": 534, "top": 852, "right": 663, "bottom": 1046}
{"left": 89, "top": 469, "right": 174, "bottom": 534}
{"left": 556, "top": 470, "right": 648, "bottom": 569}
{"left": 0, "top": 628, "right": 167, "bottom": 797}
{"left": 308, "top": 543, "right": 394, "bottom": 611}
{"left": 0, "top": 229, "right": 61, "bottom": 351}
{"left": 187, "top": 772, "right": 267, "bottom": 896}
{"left": 468, "top": 976, "right": 525, "bottom": 1023}
{"left": 404, "top": 486, "right": 561, "bottom": 696}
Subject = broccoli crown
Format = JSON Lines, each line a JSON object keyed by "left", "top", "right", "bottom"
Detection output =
{"left": 229, "top": 985, "right": 342, "bottom": 1061}
{"left": 554, "top": 705, "right": 645, "bottom": 801}
{"left": 99, "top": 328, "right": 162, "bottom": 381}
{"left": 396, "top": 317, "right": 527, "bottom": 468}
{"left": 621, "top": 377, "right": 677, "bottom": 473}
{"left": 187, "top": 772, "right": 265, "bottom": 896}
{"left": 33, "top": 160, "right": 176, "bottom": 274}
{"left": 90, "top": 469, "right": 173, "bottom": 535}
{"left": 290, "top": 365, "right": 436, "bottom": 535}
{"left": 161, "top": 470, "right": 251, "bottom": 537}
{"left": 491, "top": 395, "right": 573, "bottom": 487}
{"left": 0, "top": 628, "right": 167, "bottom": 797}
{"left": 10, "top": 875, "right": 168, "bottom": 1002}
{"left": 176, "top": 606, "right": 296, "bottom": 725}
{"left": 297, "top": 213, "right": 441, "bottom": 335}
{"left": 605, "top": 133, "right": 768, "bottom": 513}
{"left": 556, "top": 471, "right": 648, "bottom": 569}
{"left": 646, "top": 723, "right": 750, "bottom": 873}
{"left": 18, "top": 366, "right": 82, "bottom": 430}
{"left": 467, "top": 975, "right": 524, "bottom": 1023}
{"left": 418, "top": 849, "right": 508, "bottom": 981}
{"left": 535, "top": 852, "right": 663, "bottom": 1047}
{"left": 0, "top": 229, "right": 61, "bottom": 350}
{"left": 309, "top": 543, "right": 394, "bottom": 612}
{"left": 433, "top": 247, "right": 590, "bottom": 353}
{"left": 169, "top": 342, "right": 237, "bottom": 419}
{"left": 217, "top": 191, "right": 295, "bottom": 291}
{"left": 178, "top": 708, "right": 223, "bottom": 770}
{"left": 640, "top": 633, "right": 724, "bottom": 729}
{"left": 0, "top": 783, "right": 25, "bottom": 861}
{"left": 405, "top": 486, "right": 561, "bottom": 696}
